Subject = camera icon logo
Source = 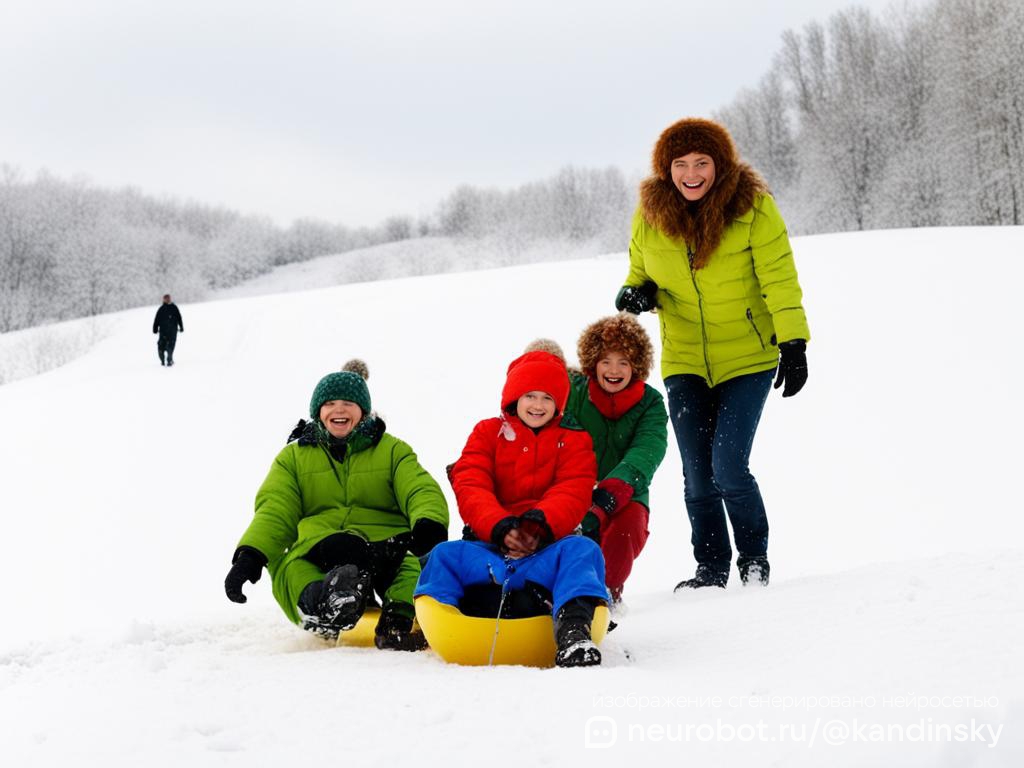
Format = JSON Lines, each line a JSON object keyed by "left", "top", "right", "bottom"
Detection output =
{"left": 584, "top": 716, "right": 618, "bottom": 749}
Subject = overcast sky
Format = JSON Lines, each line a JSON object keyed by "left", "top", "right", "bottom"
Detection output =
{"left": 1, "top": 0, "right": 899, "bottom": 228}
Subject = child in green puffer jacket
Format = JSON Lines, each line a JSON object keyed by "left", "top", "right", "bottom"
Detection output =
{"left": 223, "top": 360, "right": 449, "bottom": 649}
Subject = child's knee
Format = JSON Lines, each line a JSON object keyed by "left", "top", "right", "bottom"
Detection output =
{"left": 427, "top": 540, "right": 463, "bottom": 563}
{"left": 609, "top": 502, "right": 650, "bottom": 533}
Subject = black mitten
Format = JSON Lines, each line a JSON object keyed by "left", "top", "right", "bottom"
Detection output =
{"left": 615, "top": 281, "right": 658, "bottom": 314}
{"left": 490, "top": 516, "right": 520, "bottom": 548}
{"left": 773, "top": 339, "right": 808, "bottom": 398}
{"left": 224, "top": 547, "right": 267, "bottom": 603}
{"left": 409, "top": 519, "right": 448, "bottom": 557}
{"left": 520, "top": 508, "right": 553, "bottom": 545}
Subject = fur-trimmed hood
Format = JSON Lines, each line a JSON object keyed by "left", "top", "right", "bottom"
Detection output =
{"left": 640, "top": 117, "right": 767, "bottom": 268}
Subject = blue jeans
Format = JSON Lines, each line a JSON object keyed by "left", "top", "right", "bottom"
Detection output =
{"left": 665, "top": 370, "right": 774, "bottom": 576}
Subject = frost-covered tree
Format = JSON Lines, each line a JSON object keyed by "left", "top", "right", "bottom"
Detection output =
{"left": 436, "top": 185, "right": 488, "bottom": 237}
{"left": 716, "top": 0, "right": 1023, "bottom": 235}
{"left": 865, "top": 2, "right": 945, "bottom": 229}
{"left": 715, "top": 65, "right": 797, "bottom": 194}
{"left": 927, "top": 0, "right": 1024, "bottom": 225}
{"left": 204, "top": 216, "right": 279, "bottom": 289}
{"left": 0, "top": 167, "right": 425, "bottom": 333}
{"left": 383, "top": 215, "right": 414, "bottom": 242}
{"left": 0, "top": 168, "right": 70, "bottom": 329}
{"left": 781, "top": 8, "right": 896, "bottom": 231}
{"left": 275, "top": 219, "right": 347, "bottom": 266}
{"left": 430, "top": 165, "right": 631, "bottom": 253}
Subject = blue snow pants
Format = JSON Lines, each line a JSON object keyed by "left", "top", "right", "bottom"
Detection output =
{"left": 415, "top": 537, "right": 607, "bottom": 618}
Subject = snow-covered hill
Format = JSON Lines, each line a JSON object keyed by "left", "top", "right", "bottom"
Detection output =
{"left": 1, "top": 226, "right": 1021, "bottom": 767}
{"left": 212, "top": 234, "right": 613, "bottom": 301}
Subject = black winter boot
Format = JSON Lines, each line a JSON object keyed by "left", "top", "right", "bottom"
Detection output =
{"left": 298, "top": 581, "right": 338, "bottom": 640}
{"left": 374, "top": 604, "right": 427, "bottom": 651}
{"left": 738, "top": 556, "right": 770, "bottom": 586}
{"left": 674, "top": 564, "right": 729, "bottom": 591}
{"left": 554, "top": 598, "right": 601, "bottom": 668}
{"left": 318, "top": 564, "right": 371, "bottom": 630}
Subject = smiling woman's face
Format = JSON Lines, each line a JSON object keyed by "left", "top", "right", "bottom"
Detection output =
{"left": 670, "top": 152, "right": 716, "bottom": 201}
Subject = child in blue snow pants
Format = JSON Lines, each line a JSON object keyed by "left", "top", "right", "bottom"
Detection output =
{"left": 416, "top": 536, "right": 606, "bottom": 620}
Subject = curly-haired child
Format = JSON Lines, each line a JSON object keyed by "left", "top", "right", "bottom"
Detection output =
{"left": 568, "top": 314, "right": 668, "bottom": 607}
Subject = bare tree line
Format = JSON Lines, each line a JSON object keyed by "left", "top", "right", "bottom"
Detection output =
{"left": 0, "top": 164, "right": 632, "bottom": 333}
{"left": 434, "top": 166, "right": 632, "bottom": 250}
{"left": 0, "top": 166, "right": 415, "bottom": 333}
{"left": 715, "top": 0, "right": 1024, "bottom": 233}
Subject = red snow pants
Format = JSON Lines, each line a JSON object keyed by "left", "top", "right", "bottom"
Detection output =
{"left": 600, "top": 501, "right": 650, "bottom": 595}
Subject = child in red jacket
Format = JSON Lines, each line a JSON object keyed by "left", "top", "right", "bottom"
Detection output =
{"left": 416, "top": 351, "right": 608, "bottom": 667}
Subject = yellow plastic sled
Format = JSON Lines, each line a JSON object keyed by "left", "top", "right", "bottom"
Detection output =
{"left": 414, "top": 595, "right": 610, "bottom": 667}
{"left": 335, "top": 607, "right": 381, "bottom": 647}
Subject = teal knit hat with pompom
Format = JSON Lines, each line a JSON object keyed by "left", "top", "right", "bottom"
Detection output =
{"left": 309, "top": 359, "right": 371, "bottom": 418}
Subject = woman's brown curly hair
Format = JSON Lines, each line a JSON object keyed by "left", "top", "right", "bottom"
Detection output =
{"left": 577, "top": 314, "right": 654, "bottom": 382}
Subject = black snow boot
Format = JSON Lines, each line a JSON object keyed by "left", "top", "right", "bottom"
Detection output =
{"left": 738, "top": 556, "right": 770, "bottom": 586}
{"left": 318, "top": 564, "right": 372, "bottom": 630}
{"left": 374, "top": 604, "right": 427, "bottom": 652}
{"left": 674, "top": 564, "right": 729, "bottom": 591}
{"left": 554, "top": 598, "right": 601, "bottom": 668}
{"left": 297, "top": 581, "right": 338, "bottom": 640}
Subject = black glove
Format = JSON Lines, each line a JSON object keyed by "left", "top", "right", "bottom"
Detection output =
{"left": 773, "top": 339, "right": 808, "bottom": 398}
{"left": 588, "top": 488, "right": 615, "bottom": 533}
{"left": 615, "top": 281, "right": 658, "bottom": 314}
{"left": 224, "top": 547, "right": 267, "bottom": 603}
{"left": 490, "top": 511, "right": 552, "bottom": 551}
{"left": 520, "top": 508, "right": 553, "bottom": 545}
{"left": 409, "top": 519, "right": 448, "bottom": 557}
{"left": 490, "top": 516, "right": 520, "bottom": 548}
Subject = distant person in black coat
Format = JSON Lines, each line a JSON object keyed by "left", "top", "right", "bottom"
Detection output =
{"left": 153, "top": 294, "right": 184, "bottom": 366}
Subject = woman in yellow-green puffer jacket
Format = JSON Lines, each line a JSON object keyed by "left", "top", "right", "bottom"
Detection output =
{"left": 616, "top": 117, "right": 810, "bottom": 592}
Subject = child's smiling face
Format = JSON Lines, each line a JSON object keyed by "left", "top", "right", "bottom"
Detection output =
{"left": 516, "top": 390, "right": 556, "bottom": 429}
{"left": 595, "top": 351, "right": 633, "bottom": 394}
{"left": 319, "top": 399, "right": 362, "bottom": 438}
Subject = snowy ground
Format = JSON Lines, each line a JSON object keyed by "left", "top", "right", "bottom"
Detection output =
{"left": 0, "top": 226, "right": 1021, "bottom": 766}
